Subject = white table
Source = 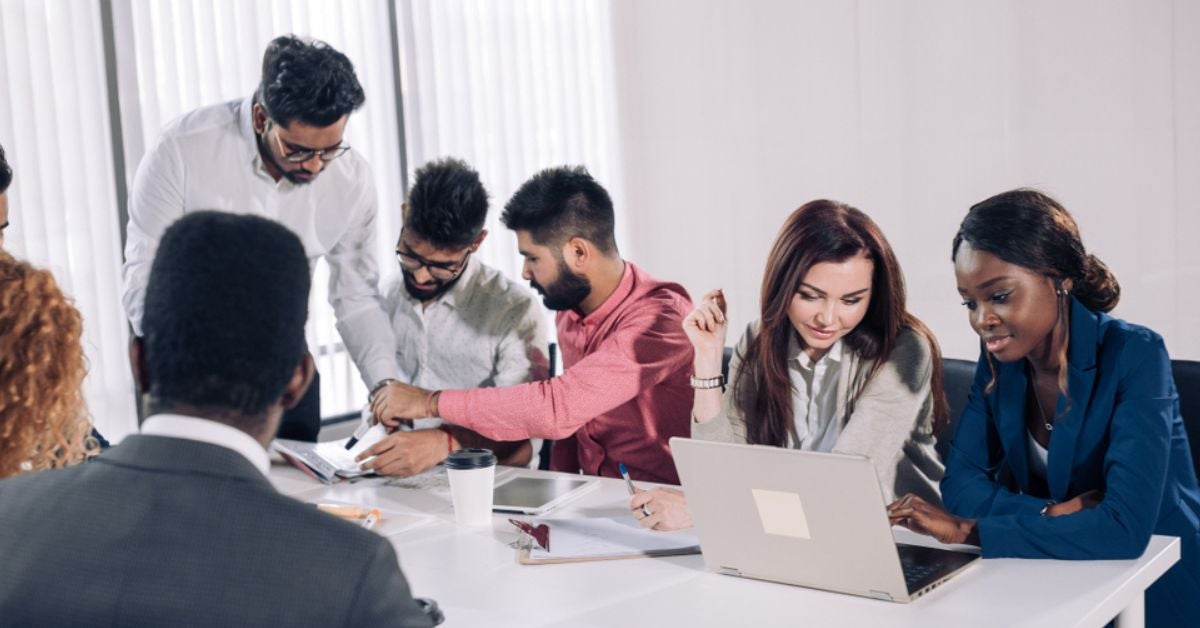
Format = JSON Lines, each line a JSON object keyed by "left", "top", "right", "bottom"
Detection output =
{"left": 270, "top": 464, "right": 1179, "bottom": 628}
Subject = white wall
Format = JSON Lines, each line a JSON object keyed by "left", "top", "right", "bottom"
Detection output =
{"left": 610, "top": 0, "right": 1200, "bottom": 361}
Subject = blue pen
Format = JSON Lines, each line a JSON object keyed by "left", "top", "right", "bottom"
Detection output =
{"left": 619, "top": 463, "right": 652, "bottom": 518}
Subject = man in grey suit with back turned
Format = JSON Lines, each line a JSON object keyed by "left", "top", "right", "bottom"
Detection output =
{"left": 0, "top": 212, "right": 433, "bottom": 627}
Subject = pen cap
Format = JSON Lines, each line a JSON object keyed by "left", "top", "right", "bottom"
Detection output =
{"left": 444, "top": 448, "right": 497, "bottom": 470}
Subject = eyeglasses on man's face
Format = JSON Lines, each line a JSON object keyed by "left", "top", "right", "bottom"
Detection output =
{"left": 266, "top": 120, "right": 351, "bottom": 163}
{"left": 396, "top": 246, "right": 473, "bottom": 281}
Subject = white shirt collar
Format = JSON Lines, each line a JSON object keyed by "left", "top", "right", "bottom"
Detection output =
{"left": 141, "top": 413, "right": 271, "bottom": 476}
{"left": 397, "top": 256, "right": 482, "bottom": 311}
{"left": 790, "top": 335, "right": 844, "bottom": 370}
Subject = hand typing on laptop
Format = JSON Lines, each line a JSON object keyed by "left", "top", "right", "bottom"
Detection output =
{"left": 887, "top": 493, "right": 980, "bottom": 545}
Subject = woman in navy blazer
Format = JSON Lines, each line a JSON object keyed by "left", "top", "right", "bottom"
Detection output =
{"left": 889, "top": 189, "right": 1200, "bottom": 628}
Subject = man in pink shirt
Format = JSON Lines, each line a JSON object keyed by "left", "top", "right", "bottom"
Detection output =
{"left": 370, "top": 166, "right": 693, "bottom": 484}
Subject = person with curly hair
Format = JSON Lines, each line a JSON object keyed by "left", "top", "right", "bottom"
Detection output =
{"left": 0, "top": 251, "right": 95, "bottom": 478}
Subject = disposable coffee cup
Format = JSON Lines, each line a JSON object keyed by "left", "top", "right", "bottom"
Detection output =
{"left": 444, "top": 448, "right": 497, "bottom": 526}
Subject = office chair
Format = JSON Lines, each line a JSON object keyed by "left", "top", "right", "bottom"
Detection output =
{"left": 938, "top": 358, "right": 977, "bottom": 462}
{"left": 1173, "top": 360, "right": 1200, "bottom": 481}
{"left": 537, "top": 343, "right": 559, "bottom": 470}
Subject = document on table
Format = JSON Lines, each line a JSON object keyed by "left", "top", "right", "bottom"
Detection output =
{"left": 516, "top": 516, "right": 701, "bottom": 564}
{"left": 273, "top": 424, "right": 388, "bottom": 482}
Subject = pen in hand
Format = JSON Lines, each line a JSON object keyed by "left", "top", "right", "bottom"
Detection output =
{"left": 345, "top": 408, "right": 373, "bottom": 450}
{"left": 619, "top": 463, "right": 651, "bottom": 517}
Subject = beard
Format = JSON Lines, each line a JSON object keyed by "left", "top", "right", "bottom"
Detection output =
{"left": 281, "top": 168, "right": 316, "bottom": 185}
{"left": 530, "top": 259, "right": 592, "bottom": 311}
{"left": 403, "top": 269, "right": 463, "bottom": 302}
{"left": 259, "top": 134, "right": 317, "bottom": 185}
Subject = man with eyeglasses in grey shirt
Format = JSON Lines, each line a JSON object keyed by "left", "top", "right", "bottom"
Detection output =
{"left": 122, "top": 35, "right": 399, "bottom": 442}
{"left": 356, "top": 158, "right": 549, "bottom": 476}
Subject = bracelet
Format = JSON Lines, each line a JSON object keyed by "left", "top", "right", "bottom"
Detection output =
{"left": 689, "top": 374, "right": 725, "bottom": 390}
{"left": 424, "top": 390, "right": 441, "bottom": 419}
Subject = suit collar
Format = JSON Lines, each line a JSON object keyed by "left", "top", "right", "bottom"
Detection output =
{"left": 1045, "top": 297, "right": 1100, "bottom": 499}
{"left": 96, "top": 435, "right": 274, "bottom": 489}
{"left": 995, "top": 297, "right": 1101, "bottom": 499}
{"left": 141, "top": 414, "right": 271, "bottom": 475}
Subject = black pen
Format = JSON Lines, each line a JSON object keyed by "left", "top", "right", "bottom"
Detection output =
{"left": 345, "top": 420, "right": 371, "bottom": 450}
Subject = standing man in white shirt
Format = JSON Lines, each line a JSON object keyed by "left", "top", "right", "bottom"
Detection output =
{"left": 121, "top": 35, "right": 397, "bottom": 441}
{"left": 358, "top": 158, "right": 549, "bottom": 476}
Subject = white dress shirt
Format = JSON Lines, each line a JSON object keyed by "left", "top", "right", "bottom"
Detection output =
{"left": 121, "top": 97, "right": 398, "bottom": 388}
{"left": 141, "top": 413, "right": 271, "bottom": 476}
{"left": 789, "top": 338, "right": 845, "bottom": 452}
{"left": 381, "top": 259, "right": 550, "bottom": 430}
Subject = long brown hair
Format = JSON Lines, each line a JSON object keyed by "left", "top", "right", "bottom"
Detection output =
{"left": 735, "top": 200, "right": 949, "bottom": 447}
{"left": 0, "top": 252, "right": 95, "bottom": 478}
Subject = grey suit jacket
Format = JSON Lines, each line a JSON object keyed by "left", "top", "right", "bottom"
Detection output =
{"left": 693, "top": 322, "right": 945, "bottom": 506}
{"left": 0, "top": 435, "right": 433, "bottom": 627}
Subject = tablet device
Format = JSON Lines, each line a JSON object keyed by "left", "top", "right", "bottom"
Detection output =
{"left": 492, "top": 475, "right": 599, "bottom": 515}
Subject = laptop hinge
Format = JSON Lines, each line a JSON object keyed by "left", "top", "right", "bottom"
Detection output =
{"left": 717, "top": 566, "right": 742, "bottom": 577}
{"left": 868, "top": 590, "right": 894, "bottom": 601}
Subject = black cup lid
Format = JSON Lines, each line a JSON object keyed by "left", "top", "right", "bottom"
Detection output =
{"left": 444, "top": 448, "right": 497, "bottom": 470}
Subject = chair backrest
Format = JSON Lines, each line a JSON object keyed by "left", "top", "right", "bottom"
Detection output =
{"left": 537, "top": 343, "right": 560, "bottom": 470}
{"left": 1173, "top": 360, "right": 1200, "bottom": 482}
{"left": 937, "top": 358, "right": 978, "bottom": 462}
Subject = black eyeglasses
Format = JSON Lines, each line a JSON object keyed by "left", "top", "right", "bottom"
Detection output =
{"left": 266, "top": 120, "right": 351, "bottom": 163}
{"left": 396, "top": 247, "right": 472, "bottom": 281}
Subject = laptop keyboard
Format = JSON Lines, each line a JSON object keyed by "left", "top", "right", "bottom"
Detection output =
{"left": 897, "top": 543, "right": 979, "bottom": 595}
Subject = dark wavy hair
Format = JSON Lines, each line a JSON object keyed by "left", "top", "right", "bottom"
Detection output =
{"left": 952, "top": 188, "right": 1120, "bottom": 397}
{"left": 257, "top": 35, "right": 365, "bottom": 127}
{"left": 406, "top": 158, "right": 489, "bottom": 249}
{"left": 142, "top": 212, "right": 310, "bottom": 424}
{"left": 501, "top": 166, "right": 617, "bottom": 254}
{"left": 737, "top": 200, "right": 949, "bottom": 447}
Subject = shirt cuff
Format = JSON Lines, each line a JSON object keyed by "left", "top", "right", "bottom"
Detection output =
{"left": 360, "top": 360, "right": 402, "bottom": 391}
{"left": 438, "top": 390, "right": 468, "bottom": 424}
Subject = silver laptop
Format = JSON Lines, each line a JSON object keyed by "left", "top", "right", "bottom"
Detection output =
{"left": 671, "top": 437, "right": 979, "bottom": 603}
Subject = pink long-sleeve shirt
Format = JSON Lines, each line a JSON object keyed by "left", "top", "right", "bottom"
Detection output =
{"left": 438, "top": 262, "right": 694, "bottom": 484}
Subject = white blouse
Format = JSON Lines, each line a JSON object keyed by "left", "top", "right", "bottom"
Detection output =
{"left": 789, "top": 339, "right": 844, "bottom": 452}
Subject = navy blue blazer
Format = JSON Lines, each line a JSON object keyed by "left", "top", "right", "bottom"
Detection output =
{"left": 942, "top": 297, "right": 1200, "bottom": 628}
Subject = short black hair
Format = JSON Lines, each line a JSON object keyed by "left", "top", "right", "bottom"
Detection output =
{"left": 405, "top": 158, "right": 489, "bottom": 249}
{"left": 0, "top": 143, "right": 12, "bottom": 193}
{"left": 142, "top": 211, "right": 310, "bottom": 417}
{"left": 257, "top": 35, "right": 365, "bottom": 128}
{"left": 501, "top": 166, "right": 617, "bottom": 253}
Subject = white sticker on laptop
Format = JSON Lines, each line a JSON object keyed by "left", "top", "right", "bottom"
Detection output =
{"left": 751, "top": 489, "right": 811, "bottom": 540}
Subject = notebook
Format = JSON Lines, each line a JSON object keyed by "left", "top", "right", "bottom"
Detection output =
{"left": 509, "top": 516, "right": 701, "bottom": 564}
{"left": 671, "top": 437, "right": 979, "bottom": 603}
{"left": 273, "top": 423, "right": 387, "bottom": 483}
